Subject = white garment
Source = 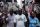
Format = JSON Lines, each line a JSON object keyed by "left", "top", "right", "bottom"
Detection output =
{"left": 17, "top": 0, "right": 23, "bottom": 9}
{"left": 15, "top": 14, "right": 27, "bottom": 27}
{"left": 7, "top": 14, "right": 14, "bottom": 27}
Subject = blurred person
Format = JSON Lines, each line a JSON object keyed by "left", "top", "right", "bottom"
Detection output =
{"left": 6, "top": 9, "right": 14, "bottom": 27}
{"left": 17, "top": 0, "right": 23, "bottom": 9}
{"left": 13, "top": 11, "right": 18, "bottom": 27}
{"left": 2, "top": 12, "right": 8, "bottom": 24}
{"left": 0, "top": 12, "right": 3, "bottom": 27}
{"left": 22, "top": 5, "right": 29, "bottom": 27}
{"left": 28, "top": 0, "right": 36, "bottom": 17}
{"left": 23, "top": 10, "right": 29, "bottom": 27}
{"left": 29, "top": 11, "right": 39, "bottom": 27}
{"left": 14, "top": 9, "right": 27, "bottom": 27}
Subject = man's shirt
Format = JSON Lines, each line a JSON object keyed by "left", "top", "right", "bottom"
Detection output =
{"left": 15, "top": 14, "right": 27, "bottom": 27}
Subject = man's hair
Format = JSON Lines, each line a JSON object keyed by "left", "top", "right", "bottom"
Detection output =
{"left": 18, "top": 9, "right": 22, "bottom": 15}
{"left": 9, "top": 9, "right": 14, "bottom": 15}
{"left": 13, "top": 11, "right": 17, "bottom": 14}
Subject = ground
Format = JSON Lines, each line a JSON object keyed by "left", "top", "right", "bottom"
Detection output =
{"left": 3, "top": 24, "right": 7, "bottom": 27}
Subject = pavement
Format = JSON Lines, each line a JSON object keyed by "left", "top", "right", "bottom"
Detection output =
{"left": 3, "top": 24, "right": 7, "bottom": 27}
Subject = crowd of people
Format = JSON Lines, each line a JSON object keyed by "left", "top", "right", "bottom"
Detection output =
{"left": 0, "top": 0, "right": 40, "bottom": 27}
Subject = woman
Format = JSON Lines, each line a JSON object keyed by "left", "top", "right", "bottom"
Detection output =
{"left": 7, "top": 9, "right": 14, "bottom": 27}
{"left": 29, "top": 11, "right": 39, "bottom": 27}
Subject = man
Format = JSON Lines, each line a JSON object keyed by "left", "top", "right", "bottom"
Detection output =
{"left": 14, "top": 9, "right": 27, "bottom": 27}
{"left": 29, "top": 11, "right": 39, "bottom": 27}
{"left": 7, "top": 9, "right": 14, "bottom": 27}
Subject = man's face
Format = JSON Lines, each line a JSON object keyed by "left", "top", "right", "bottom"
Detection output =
{"left": 18, "top": 10, "right": 22, "bottom": 15}
{"left": 32, "top": 12, "right": 36, "bottom": 17}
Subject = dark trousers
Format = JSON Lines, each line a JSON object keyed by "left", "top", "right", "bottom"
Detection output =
{"left": 0, "top": 23, "right": 3, "bottom": 27}
{"left": 14, "top": 23, "right": 16, "bottom": 27}
{"left": 25, "top": 22, "right": 29, "bottom": 27}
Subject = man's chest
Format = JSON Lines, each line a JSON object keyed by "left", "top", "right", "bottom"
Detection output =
{"left": 17, "top": 16, "right": 24, "bottom": 21}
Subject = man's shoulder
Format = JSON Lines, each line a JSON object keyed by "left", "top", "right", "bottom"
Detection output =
{"left": 22, "top": 14, "right": 25, "bottom": 16}
{"left": 15, "top": 14, "right": 19, "bottom": 18}
{"left": 34, "top": 17, "right": 38, "bottom": 20}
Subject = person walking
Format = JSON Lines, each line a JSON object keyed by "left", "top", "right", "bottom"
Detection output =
{"left": 14, "top": 10, "right": 27, "bottom": 27}
{"left": 29, "top": 11, "right": 39, "bottom": 27}
{"left": 7, "top": 9, "right": 14, "bottom": 27}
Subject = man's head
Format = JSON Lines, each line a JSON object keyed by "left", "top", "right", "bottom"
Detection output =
{"left": 10, "top": 9, "right": 14, "bottom": 16}
{"left": 30, "top": 11, "right": 36, "bottom": 17}
{"left": 18, "top": 9, "right": 22, "bottom": 15}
